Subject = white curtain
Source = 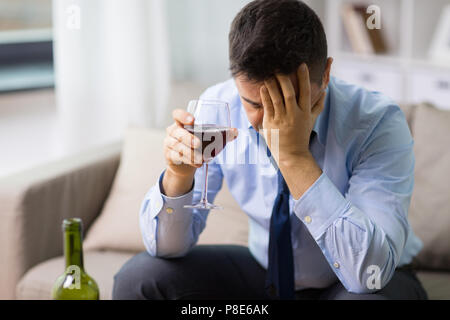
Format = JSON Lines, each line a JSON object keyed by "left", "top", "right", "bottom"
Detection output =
{"left": 53, "top": 0, "right": 169, "bottom": 152}
{"left": 167, "top": 0, "right": 250, "bottom": 85}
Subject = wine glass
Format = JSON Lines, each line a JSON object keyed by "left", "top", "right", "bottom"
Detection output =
{"left": 183, "top": 100, "right": 232, "bottom": 210}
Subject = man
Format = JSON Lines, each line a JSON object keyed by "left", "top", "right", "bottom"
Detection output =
{"left": 113, "top": 0, "right": 428, "bottom": 300}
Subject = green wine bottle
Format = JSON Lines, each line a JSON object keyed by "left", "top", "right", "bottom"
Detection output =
{"left": 52, "top": 218, "right": 99, "bottom": 300}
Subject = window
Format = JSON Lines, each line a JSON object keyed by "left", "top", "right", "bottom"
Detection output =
{"left": 0, "top": 0, "right": 53, "bottom": 92}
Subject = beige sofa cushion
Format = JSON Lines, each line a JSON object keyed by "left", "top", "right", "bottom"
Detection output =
{"left": 416, "top": 271, "right": 450, "bottom": 300}
{"left": 84, "top": 127, "right": 248, "bottom": 253}
{"left": 409, "top": 103, "right": 450, "bottom": 270}
{"left": 16, "top": 250, "right": 134, "bottom": 300}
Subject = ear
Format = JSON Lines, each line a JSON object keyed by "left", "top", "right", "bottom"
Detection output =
{"left": 320, "top": 57, "right": 333, "bottom": 90}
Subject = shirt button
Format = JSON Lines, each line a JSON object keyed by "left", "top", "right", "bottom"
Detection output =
{"left": 304, "top": 216, "right": 312, "bottom": 224}
{"left": 166, "top": 207, "right": 174, "bottom": 214}
{"left": 333, "top": 262, "right": 340, "bottom": 269}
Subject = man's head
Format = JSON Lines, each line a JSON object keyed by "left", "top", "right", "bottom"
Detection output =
{"left": 229, "top": 0, "right": 332, "bottom": 130}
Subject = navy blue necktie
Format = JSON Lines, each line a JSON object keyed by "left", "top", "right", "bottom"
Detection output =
{"left": 265, "top": 169, "right": 295, "bottom": 299}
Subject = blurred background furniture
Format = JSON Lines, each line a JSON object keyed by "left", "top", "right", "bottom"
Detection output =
{"left": 2, "top": 0, "right": 450, "bottom": 301}
{"left": 1, "top": 101, "right": 449, "bottom": 300}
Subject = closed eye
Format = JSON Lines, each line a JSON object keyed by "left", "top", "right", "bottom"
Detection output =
{"left": 242, "top": 96, "right": 263, "bottom": 109}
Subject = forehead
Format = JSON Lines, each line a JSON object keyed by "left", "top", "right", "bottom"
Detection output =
{"left": 235, "top": 75, "right": 263, "bottom": 98}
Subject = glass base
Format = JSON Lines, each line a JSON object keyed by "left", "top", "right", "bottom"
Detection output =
{"left": 184, "top": 201, "right": 222, "bottom": 210}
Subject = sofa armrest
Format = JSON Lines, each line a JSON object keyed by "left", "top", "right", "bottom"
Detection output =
{"left": 0, "top": 142, "right": 122, "bottom": 299}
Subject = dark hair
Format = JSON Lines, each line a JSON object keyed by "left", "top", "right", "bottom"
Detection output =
{"left": 229, "top": 0, "right": 327, "bottom": 83}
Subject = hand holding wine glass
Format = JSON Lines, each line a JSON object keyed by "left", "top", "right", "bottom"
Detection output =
{"left": 162, "top": 101, "right": 238, "bottom": 201}
{"left": 183, "top": 100, "right": 236, "bottom": 210}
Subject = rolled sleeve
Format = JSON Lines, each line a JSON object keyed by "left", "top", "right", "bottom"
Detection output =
{"left": 293, "top": 173, "right": 351, "bottom": 240}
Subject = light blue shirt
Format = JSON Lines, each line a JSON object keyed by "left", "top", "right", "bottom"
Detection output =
{"left": 139, "top": 76, "right": 423, "bottom": 294}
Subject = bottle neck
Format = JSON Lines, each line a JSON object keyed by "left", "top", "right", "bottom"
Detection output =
{"left": 64, "top": 229, "right": 84, "bottom": 270}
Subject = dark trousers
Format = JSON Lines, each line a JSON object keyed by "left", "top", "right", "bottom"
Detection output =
{"left": 112, "top": 245, "right": 428, "bottom": 300}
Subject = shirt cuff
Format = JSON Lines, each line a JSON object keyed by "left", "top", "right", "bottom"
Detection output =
{"left": 293, "top": 173, "right": 351, "bottom": 239}
{"left": 157, "top": 169, "right": 195, "bottom": 220}
{"left": 140, "top": 170, "right": 195, "bottom": 255}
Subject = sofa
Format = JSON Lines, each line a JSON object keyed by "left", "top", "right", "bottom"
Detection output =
{"left": 1, "top": 101, "right": 449, "bottom": 300}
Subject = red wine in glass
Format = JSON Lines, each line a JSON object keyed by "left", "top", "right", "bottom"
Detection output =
{"left": 183, "top": 99, "right": 232, "bottom": 210}
{"left": 184, "top": 124, "right": 229, "bottom": 162}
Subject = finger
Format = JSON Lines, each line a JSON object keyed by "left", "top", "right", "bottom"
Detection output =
{"left": 166, "top": 122, "right": 177, "bottom": 136}
{"left": 167, "top": 148, "right": 183, "bottom": 165}
{"left": 170, "top": 126, "right": 202, "bottom": 149}
{"left": 168, "top": 127, "right": 201, "bottom": 150}
{"left": 264, "top": 78, "right": 285, "bottom": 119}
{"left": 167, "top": 143, "right": 203, "bottom": 167}
{"left": 226, "top": 127, "right": 239, "bottom": 143}
{"left": 172, "top": 109, "right": 195, "bottom": 126}
{"left": 165, "top": 135, "right": 200, "bottom": 157}
{"left": 297, "top": 63, "right": 311, "bottom": 112}
{"left": 311, "top": 90, "right": 326, "bottom": 117}
{"left": 260, "top": 85, "right": 274, "bottom": 120}
{"left": 275, "top": 74, "right": 296, "bottom": 116}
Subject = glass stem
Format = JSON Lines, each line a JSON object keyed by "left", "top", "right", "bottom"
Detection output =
{"left": 201, "top": 163, "right": 209, "bottom": 204}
